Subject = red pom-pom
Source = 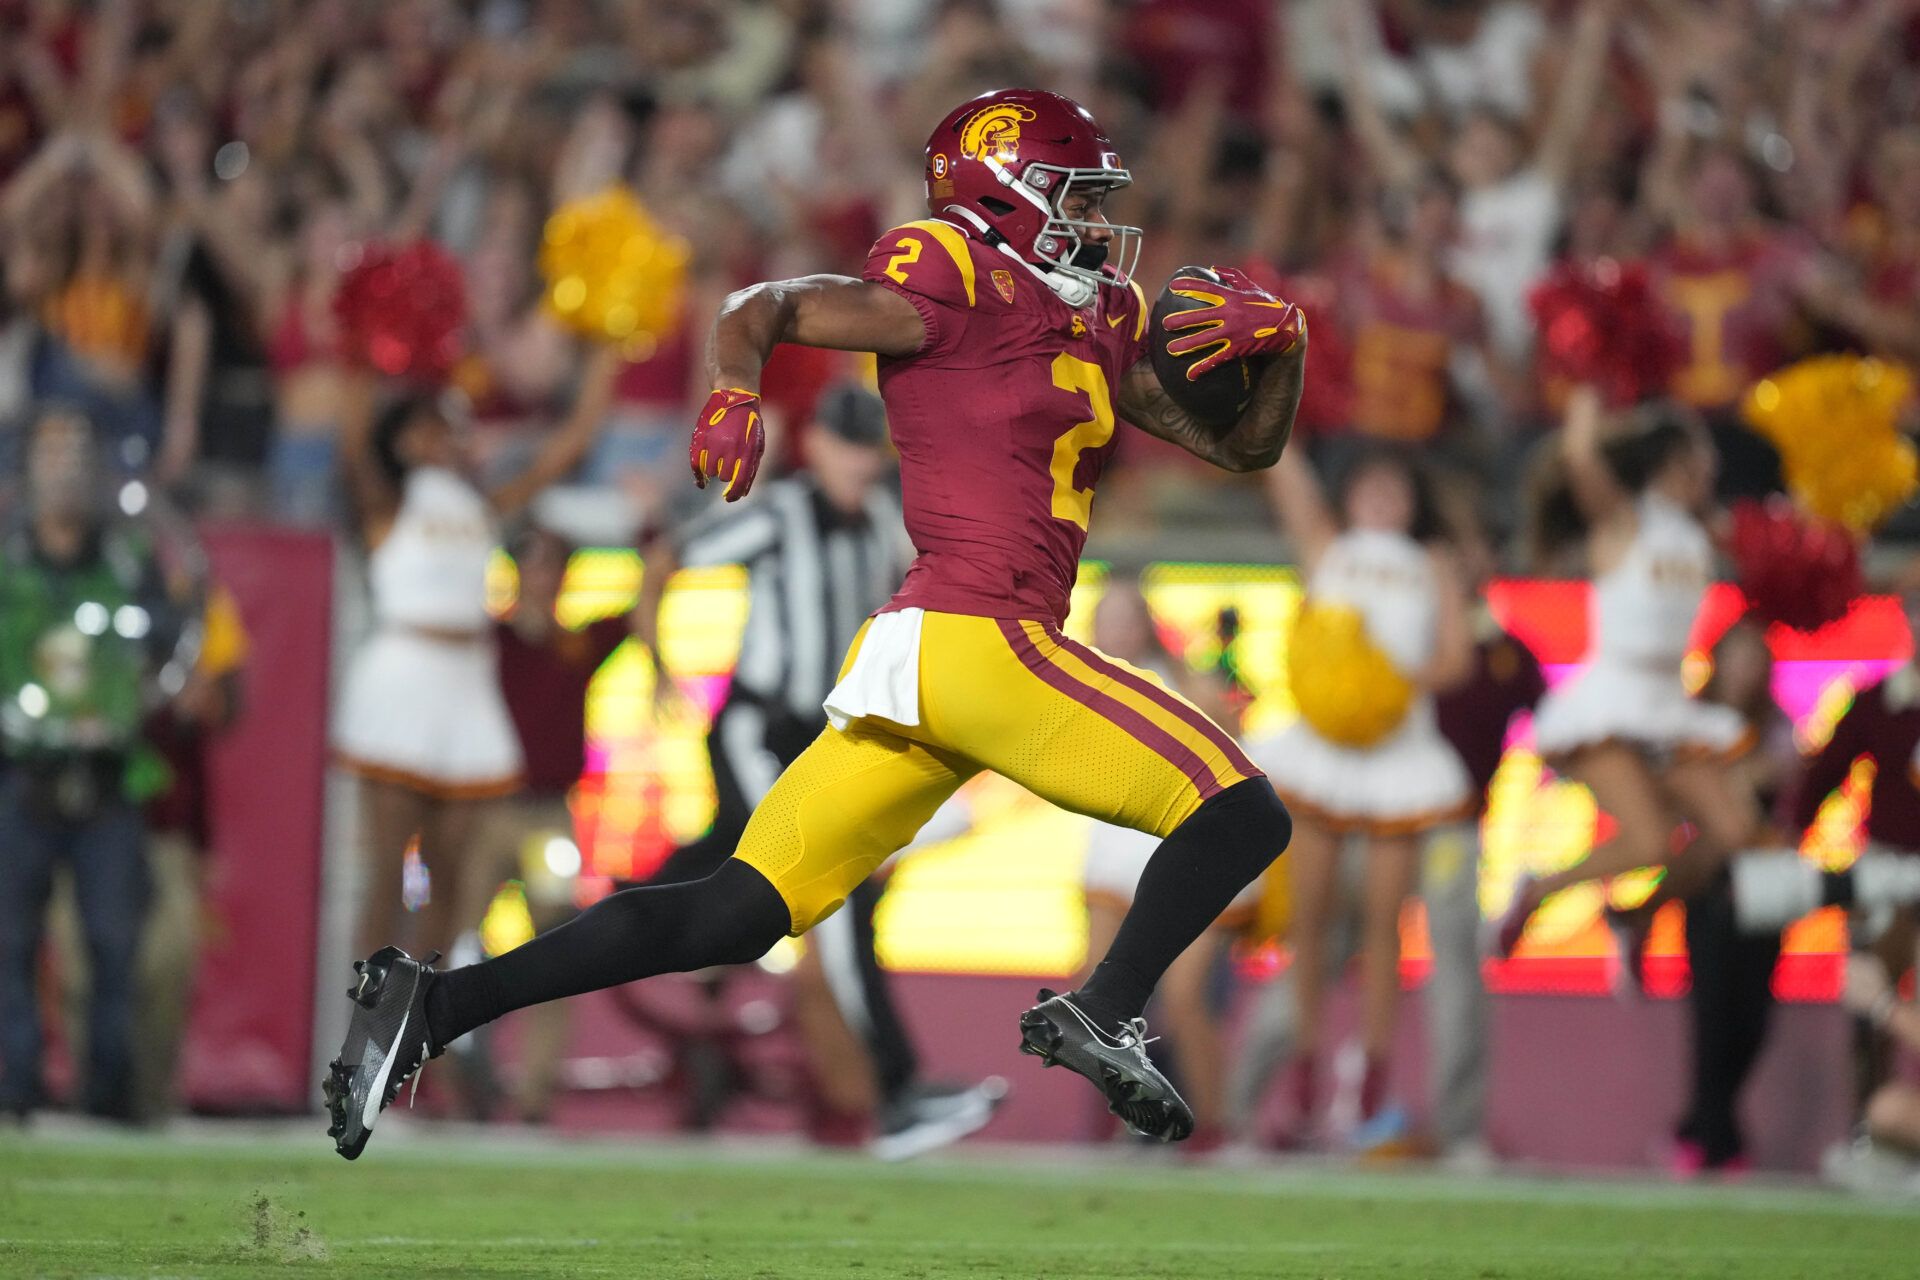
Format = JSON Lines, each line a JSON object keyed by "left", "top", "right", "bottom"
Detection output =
{"left": 1528, "top": 258, "right": 1685, "bottom": 409}
{"left": 1728, "top": 498, "right": 1863, "bottom": 633}
{"left": 333, "top": 240, "right": 468, "bottom": 383}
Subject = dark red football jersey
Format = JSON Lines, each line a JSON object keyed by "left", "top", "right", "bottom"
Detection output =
{"left": 863, "top": 220, "right": 1150, "bottom": 625}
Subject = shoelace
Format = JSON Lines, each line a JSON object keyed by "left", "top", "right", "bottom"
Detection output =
{"left": 1054, "top": 994, "right": 1161, "bottom": 1053}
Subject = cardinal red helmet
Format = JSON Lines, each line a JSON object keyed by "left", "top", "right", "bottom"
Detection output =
{"left": 922, "top": 88, "right": 1140, "bottom": 307}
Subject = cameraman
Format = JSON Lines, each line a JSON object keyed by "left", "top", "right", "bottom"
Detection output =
{"left": 0, "top": 404, "right": 191, "bottom": 1121}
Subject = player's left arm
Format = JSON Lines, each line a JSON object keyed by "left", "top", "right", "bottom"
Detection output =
{"left": 1114, "top": 325, "right": 1307, "bottom": 474}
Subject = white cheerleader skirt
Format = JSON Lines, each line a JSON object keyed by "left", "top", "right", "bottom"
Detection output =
{"left": 334, "top": 629, "right": 525, "bottom": 799}
{"left": 1531, "top": 658, "right": 1750, "bottom": 763}
{"left": 1082, "top": 821, "right": 1259, "bottom": 927}
{"left": 1257, "top": 700, "right": 1473, "bottom": 836}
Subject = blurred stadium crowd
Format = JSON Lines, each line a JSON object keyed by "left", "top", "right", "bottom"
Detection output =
{"left": 5, "top": 0, "right": 1920, "bottom": 1185}
{"left": 3, "top": 0, "right": 1919, "bottom": 529}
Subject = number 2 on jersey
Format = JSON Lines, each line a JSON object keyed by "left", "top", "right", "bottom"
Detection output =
{"left": 1049, "top": 353, "right": 1115, "bottom": 531}
{"left": 882, "top": 237, "right": 922, "bottom": 286}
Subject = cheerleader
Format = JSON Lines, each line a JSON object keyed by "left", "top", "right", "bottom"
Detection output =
{"left": 1496, "top": 388, "right": 1757, "bottom": 981}
{"left": 335, "top": 348, "right": 619, "bottom": 960}
{"left": 1260, "top": 444, "right": 1473, "bottom": 1135}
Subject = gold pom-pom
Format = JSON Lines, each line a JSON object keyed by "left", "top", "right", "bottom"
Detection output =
{"left": 539, "top": 188, "right": 690, "bottom": 358}
{"left": 1286, "top": 601, "right": 1415, "bottom": 749}
{"left": 1742, "top": 355, "right": 1917, "bottom": 533}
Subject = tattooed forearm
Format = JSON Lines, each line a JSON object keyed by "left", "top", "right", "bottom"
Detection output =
{"left": 1115, "top": 329, "right": 1306, "bottom": 473}
{"left": 1227, "top": 342, "right": 1306, "bottom": 470}
{"left": 1115, "top": 364, "right": 1238, "bottom": 466}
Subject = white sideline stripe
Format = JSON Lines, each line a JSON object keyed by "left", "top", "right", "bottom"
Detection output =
{"left": 7, "top": 1127, "right": 1915, "bottom": 1222}
{"left": 12, "top": 1177, "right": 209, "bottom": 1197}
{"left": 297, "top": 1236, "right": 1844, "bottom": 1260}
{"left": 356, "top": 1236, "right": 613, "bottom": 1248}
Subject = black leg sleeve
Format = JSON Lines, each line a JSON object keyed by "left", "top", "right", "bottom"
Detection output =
{"left": 1077, "top": 778, "right": 1291, "bottom": 1026}
{"left": 427, "top": 859, "right": 791, "bottom": 1049}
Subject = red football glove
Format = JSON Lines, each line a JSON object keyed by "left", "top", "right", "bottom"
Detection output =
{"left": 1162, "top": 266, "right": 1304, "bottom": 380}
{"left": 690, "top": 387, "right": 765, "bottom": 502}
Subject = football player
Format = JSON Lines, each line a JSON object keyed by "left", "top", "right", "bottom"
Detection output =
{"left": 327, "top": 88, "right": 1305, "bottom": 1158}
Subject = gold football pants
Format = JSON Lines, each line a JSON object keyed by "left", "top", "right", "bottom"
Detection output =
{"left": 732, "top": 611, "right": 1260, "bottom": 933}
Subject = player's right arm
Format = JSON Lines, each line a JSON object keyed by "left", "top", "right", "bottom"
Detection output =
{"left": 704, "top": 276, "right": 926, "bottom": 391}
{"left": 695, "top": 223, "right": 978, "bottom": 499}
{"left": 693, "top": 276, "right": 925, "bottom": 500}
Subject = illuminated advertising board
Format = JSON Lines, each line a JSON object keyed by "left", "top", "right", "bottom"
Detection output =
{"left": 495, "top": 553, "right": 1890, "bottom": 998}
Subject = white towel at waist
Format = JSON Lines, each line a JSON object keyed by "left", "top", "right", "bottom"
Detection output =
{"left": 823, "top": 607, "right": 924, "bottom": 731}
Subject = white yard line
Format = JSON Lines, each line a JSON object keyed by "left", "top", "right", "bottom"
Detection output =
{"left": 3, "top": 1125, "right": 1912, "bottom": 1222}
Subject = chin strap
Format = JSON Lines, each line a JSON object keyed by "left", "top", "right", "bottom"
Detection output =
{"left": 1042, "top": 270, "right": 1096, "bottom": 308}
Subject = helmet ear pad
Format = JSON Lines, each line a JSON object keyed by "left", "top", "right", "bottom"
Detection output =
{"left": 972, "top": 194, "right": 1046, "bottom": 255}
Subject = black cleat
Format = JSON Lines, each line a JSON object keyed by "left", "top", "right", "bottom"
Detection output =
{"left": 323, "top": 946, "right": 440, "bottom": 1160}
{"left": 1018, "top": 989, "right": 1194, "bottom": 1142}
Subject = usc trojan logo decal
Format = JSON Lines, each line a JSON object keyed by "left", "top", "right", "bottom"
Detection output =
{"left": 960, "top": 104, "right": 1037, "bottom": 163}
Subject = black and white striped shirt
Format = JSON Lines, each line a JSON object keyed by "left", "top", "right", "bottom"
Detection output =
{"left": 677, "top": 477, "right": 912, "bottom": 727}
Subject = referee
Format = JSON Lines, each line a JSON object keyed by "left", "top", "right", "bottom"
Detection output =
{"left": 638, "top": 382, "right": 1004, "bottom": 1159}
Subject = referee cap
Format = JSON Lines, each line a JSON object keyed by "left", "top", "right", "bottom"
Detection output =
{"left": 812, "top": 382, "right": 889, "bottom": 448}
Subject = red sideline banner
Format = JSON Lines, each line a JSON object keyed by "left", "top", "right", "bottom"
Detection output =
{"left": 179, "top": 527, "right": 331, "bottom": 1111}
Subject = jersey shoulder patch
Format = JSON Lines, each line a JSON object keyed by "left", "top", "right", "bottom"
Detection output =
{"left": 863, "top": 221, "right": 979, "bottom": 309}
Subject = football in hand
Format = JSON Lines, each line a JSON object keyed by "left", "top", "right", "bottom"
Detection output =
{"left": 1147, "top": 266, "right": 1274, "bottom": 433}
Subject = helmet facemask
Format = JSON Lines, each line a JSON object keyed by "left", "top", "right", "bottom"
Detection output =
{"left": 992, "top": 158, "right": 1143, "bottom": 308}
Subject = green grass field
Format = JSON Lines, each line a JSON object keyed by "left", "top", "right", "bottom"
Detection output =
{"left": 2, "top": 1126, "right": 1915, "bottom": 1279}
